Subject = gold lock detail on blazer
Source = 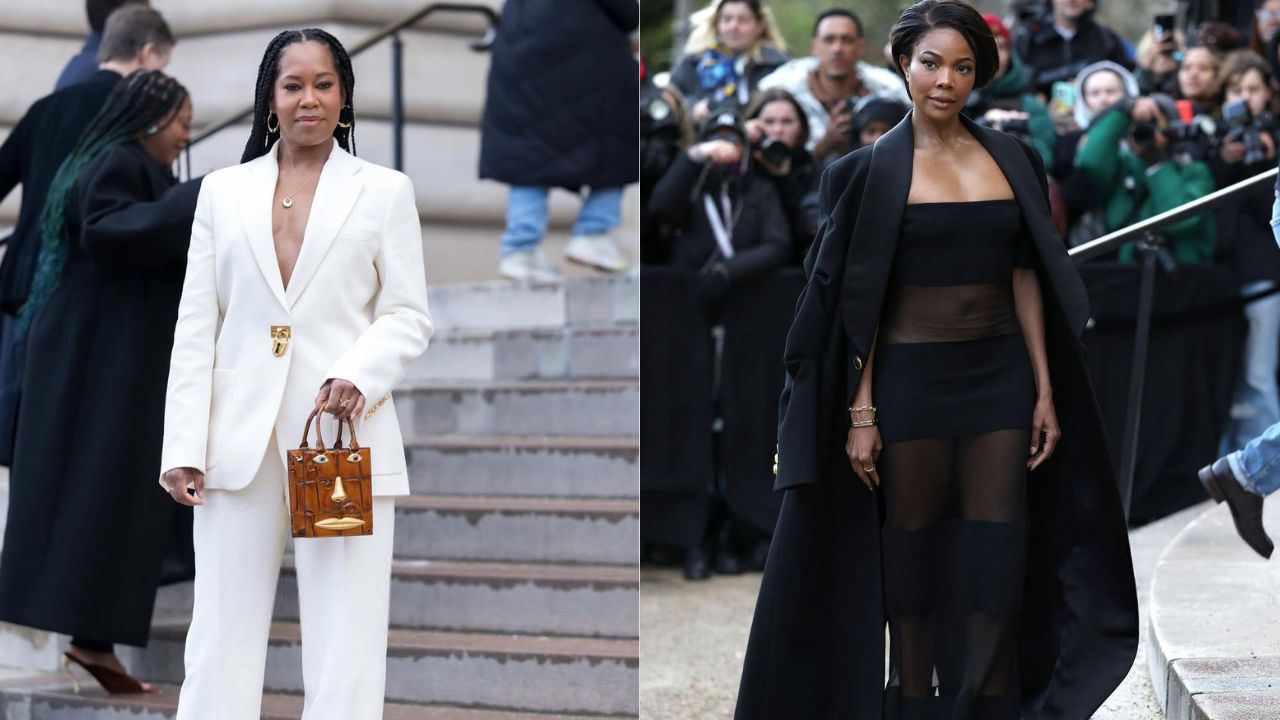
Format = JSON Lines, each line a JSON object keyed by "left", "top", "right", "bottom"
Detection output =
{"left": 271, "top": 325, "right": 291, "bottom": 357}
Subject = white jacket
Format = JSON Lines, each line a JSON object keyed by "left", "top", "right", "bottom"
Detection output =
{"left": 757, "top": 57, "right": 910, "bottom": 153}
{"left": 159, "top": 139, "right": 432, "bottom": 496}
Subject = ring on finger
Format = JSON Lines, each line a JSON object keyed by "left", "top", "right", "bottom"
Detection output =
{"left": 863, "top": 466, "right": 876, "bottom": 473}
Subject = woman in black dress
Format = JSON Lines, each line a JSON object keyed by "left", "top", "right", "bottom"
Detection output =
{"left": 0, "top": 70, "right": 200, "bottom": 693}
{"left": 735, "top": 2, "right": 1138, "bottom": 718}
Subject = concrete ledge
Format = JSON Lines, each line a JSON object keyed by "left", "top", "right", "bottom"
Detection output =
{"left": 1148, "top": 498, "right": 1280, "bottom": 718}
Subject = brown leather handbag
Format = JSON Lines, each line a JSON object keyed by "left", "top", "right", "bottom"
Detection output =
{"left": 287, "top": 407, "right": 374, "bottom": 538}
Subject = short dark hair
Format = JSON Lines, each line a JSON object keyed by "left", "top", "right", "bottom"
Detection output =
{"left": 97, "top": 5, "right": 174, "bottom": 63}
{"left": 746, "top": 87, "right": 812, "bottom": 149}
{"left": 717, "top": 0, "right": 763, "bottom": 21}
{"left": 812, "top": 9, "right": 863, "bottom": 39}
{"left": 86, "top": 0, "right": 145, "bottom": 34}
{"left": 890, "top": 0, "right": 999, "bottom": 90}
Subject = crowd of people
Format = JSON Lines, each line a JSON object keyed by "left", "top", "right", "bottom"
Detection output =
{"left": 641, "top": 0, "right": 1280, "bottom": 579}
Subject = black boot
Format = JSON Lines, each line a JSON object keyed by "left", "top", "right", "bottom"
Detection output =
{"left": 713, "top": 522, "right": 742, "bottom": 575}
{"left": 1199, "top": 457, "right": 1274, "bottom": 559}
{"left": 682, "top": 545, "right": 711, "bottom": 580}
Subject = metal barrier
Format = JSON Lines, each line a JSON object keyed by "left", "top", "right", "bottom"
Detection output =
{"left": 181, "top": 2, "right": 499, "bottom": 177}
{"left": 1068, "top": 166, "right": 1280, "bottom": 518}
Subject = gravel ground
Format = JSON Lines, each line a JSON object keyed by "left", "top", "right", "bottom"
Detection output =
{"left": 639, "top": 502, "right": 1209, "bottom": 719}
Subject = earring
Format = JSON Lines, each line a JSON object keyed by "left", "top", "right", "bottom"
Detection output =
{"left": 266, "top": 112, "right": 279, "bottom": 133}
{"left": 337, "top": 105, "right": 352, "bottom": 129}
{"left": 145, "top": 125, "right": 159, "bottom": 136}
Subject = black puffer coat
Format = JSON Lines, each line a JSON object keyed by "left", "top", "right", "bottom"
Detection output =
{"left": 478, "top": 0, "right": 639, "bottom": 189}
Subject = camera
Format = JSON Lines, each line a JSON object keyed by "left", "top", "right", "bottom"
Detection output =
{"left": 1221, "top": 99, "right": 1272, "bottom": 166}
{"left": 755, "top": 136, "right": 790, "bottom": 166}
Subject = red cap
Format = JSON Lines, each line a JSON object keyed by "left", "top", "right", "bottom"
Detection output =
{"left": 983, "top": 13, "right": 1011, "bottom": 44}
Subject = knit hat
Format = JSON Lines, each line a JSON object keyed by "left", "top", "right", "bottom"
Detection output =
{"left": 852, "top": 96, "right": 909, "bottom": 133}
{"left": 1072, "top": 60, "right": 1140, "bottom": 128}
{"left": 983, "top": 14, "right": 1011, "bottom": 45}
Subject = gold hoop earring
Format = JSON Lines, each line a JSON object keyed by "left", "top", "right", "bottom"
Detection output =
{"left": 337, "top": 105, "right": 352, "bottom": 129}
{"left": 266, "top": 112, "right": 279, "bottom": 133}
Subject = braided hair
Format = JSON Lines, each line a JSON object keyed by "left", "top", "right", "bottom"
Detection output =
{"left": 19, "top": 70, "right": 188, "bottom": 331}
{"left": 241, "top": 29, "right": 357, "bottom": 164}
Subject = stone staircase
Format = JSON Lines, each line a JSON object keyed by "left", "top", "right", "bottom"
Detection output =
{"left": 0, "top": 2, "right": 640, "bottom": 715}
{"left": 0, "top": 275, "right": 640, "bottom": 718}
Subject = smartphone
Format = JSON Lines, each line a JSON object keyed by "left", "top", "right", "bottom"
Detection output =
{"left": 1049, "top": 81, "right": 1075, "bottom": 116}
{"left": 1153, "top": 13, "right": 1176, "bottom": 42}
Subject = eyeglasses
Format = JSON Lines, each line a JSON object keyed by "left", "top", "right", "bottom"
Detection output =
{"left": 1258, "top": 9, "right": 1280, "bottom": 23}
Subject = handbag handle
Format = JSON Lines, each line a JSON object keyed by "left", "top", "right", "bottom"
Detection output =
{"left": 299, "top": 405, "right": 362, "bottom": 453}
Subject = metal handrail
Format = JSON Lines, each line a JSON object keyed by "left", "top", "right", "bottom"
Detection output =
{"left": 1069, "top": 166, "right": 1280, "bottom": 262}
{"left": 183, "top": 2, "right": 498, "bottom": 169}
{"left": 1066, "top": 161, "right": 1279, "bottom": 519}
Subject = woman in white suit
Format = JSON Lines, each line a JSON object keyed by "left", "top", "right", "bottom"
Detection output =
{"left": 160, "top": 29, "right": 432, "bottom": 719}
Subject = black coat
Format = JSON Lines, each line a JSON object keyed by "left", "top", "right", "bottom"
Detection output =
{"left": 735, "top": 114, "right": 1138, "bottom": 718}
{"left": 0, "top": 142, "right": 201, "bottom": 646}
{"left": 478, "top": 0, "right": 638, "bottom": 190}
{"left": 0, "top": 69, "right": 121, "bottom": 313}
{"left": 647, "top": 153, "right": 790, "bottom": 284}
{"left": 0, "top": 70, "right": 121, "bottom": 466}
{"left": 1015, "top": 13, "right": 1131, "bottom": 95}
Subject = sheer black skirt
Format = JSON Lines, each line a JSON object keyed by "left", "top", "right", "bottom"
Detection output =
{"left": 872, "top": 331, "right": 1035, "bottom": 719}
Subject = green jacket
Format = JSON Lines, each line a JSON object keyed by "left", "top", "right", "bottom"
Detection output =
{"left": 982, "top": 52, "right": 1056, "bottom": 167}
{"left": 1074, "top": 107, "right": 1216, "bottom": 263}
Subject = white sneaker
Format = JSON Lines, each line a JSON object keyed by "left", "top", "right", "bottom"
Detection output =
{"left": 565, "top": 233, "right": 629, "bottom": 272}
{"left": 499, "top": 249, "right": 561, "bottom": 283}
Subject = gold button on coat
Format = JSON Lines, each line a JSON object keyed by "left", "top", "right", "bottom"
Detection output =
{"left": 853, "top": 355, "right": 864, "bottom": 371}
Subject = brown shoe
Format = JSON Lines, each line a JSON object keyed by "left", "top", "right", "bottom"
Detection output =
{"left": 1199, "top": 457, "right": 1274, "bottom": 559}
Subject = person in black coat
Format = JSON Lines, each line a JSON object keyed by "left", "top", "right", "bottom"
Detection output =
{"left": 735, "top": 2, "right": 1137, "bottom": 716}
{"left": 0, "top": 4, "right": 174, "bottom": 465}
{"left": 744, "top": 87, "right": 820, "bottom": 263}
{"left": 643, "top": 111, "right": 789, "bottom": 578}
{"left": 0, "top": 70, "right": 200, "bottom": 694}
{"left": 478, "top": 0, "right": 638, "bottom": 282}
{"left": 1014, "top": 0, "right": 1133, "bottom": 95}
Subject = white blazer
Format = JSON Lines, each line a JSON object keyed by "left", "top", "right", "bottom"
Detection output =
{"left": 159, "top": 139, "right": 432, "bottom": 496}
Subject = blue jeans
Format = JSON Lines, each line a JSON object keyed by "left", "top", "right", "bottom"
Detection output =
{"left": 1222, "top": 279, "right": 1280, "bottom": 455}
{"left": 499, "top": 186, "right": 623, "bottom": 257}
{"left": 1226, "top": 193, "right": 1280, "bottom": 496}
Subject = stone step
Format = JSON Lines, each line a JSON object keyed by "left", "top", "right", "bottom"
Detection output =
{"left": 6, "top": 682, "right": 624, "bottom": 720}
{"left": 1148, "top": 499, "right": 1280, "bottom": 718}
{"left": 425, "top": 275, "right": 639, "bottom": 333}
{"left": 407, "top": 435, "right": 637, "bottom": 498}
{"left": 411, "top": 324, "right": 639, "bottom": 382}
{"left": 124, "top": 621, "right": 638, "bottom": 716}
{"left": 272, "top": 558, "right": 638, "bottom": 638}
{"left": 399, "top": 380, "right": 638, "bottom": 439}
{"left": 393, "top": 495, "right": 638, "bottom": 564}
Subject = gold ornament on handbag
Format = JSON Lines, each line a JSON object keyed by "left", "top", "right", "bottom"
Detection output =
{"left": 287, "top": 406, "right": 374, "bottom": 538}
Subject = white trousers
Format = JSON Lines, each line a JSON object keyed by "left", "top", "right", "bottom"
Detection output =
{"left": 175, "top": 433, "right": 396, "bottom": 720}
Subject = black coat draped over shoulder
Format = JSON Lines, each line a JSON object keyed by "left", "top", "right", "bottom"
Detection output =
{"left": 478, "top": 0, "right": 639, "bottom": 190}
{"left": 735, "top": 113, "right": 1138, "bottom": 719}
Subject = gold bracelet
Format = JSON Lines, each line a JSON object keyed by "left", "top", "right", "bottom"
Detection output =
{"left": 851, "top": 419, "right": 877, "bottom": 428}
{"left": 849, "top": 405, "right": 876, "bottom": 414}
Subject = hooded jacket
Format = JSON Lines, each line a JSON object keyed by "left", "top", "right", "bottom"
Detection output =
{"left": 1072, "top": 60, "right": 1140, "bottom": 128}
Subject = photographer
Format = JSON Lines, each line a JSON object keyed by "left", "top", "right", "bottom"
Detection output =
{"left": 670, "top": 0, "right": 789, "bottom": 126}
{"left": 745, "top": 88, "right": 820, "bottom": 263}
{"left": 1015, "top": 0, "right": 1133, "bottom": 96}
{"left": 968, "top": 13, "right": 1056, "bottom": 167}
{"left": 647, "top": 111, "right": 791, "bottom": 309}
{"left": 1134, "top": 19, "right": 1184, "bottom": 97}
{"left": 756, "top": 9, "right": 908, "bottom": 166}
{"left": 1074, "top": 94, "right": 1216, "bottom": 263}
{"left": 1210, "top": 52, "right": 1280, "bottom": 456}
{"left": 641, "top": 72, "right": 694, "bottom": 263}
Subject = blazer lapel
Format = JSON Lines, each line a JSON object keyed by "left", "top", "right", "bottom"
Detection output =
{"left": 964, "top": 116, "right": 1092, "bottom": 340}
{"left": 239, "top": 149, "right": 289, "bottom": 311}
{"left": 285, "top": 143, "right": 362, "bottom": 308}
{"left": 838, "top": 113, "right": 914, "bottom": 366}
